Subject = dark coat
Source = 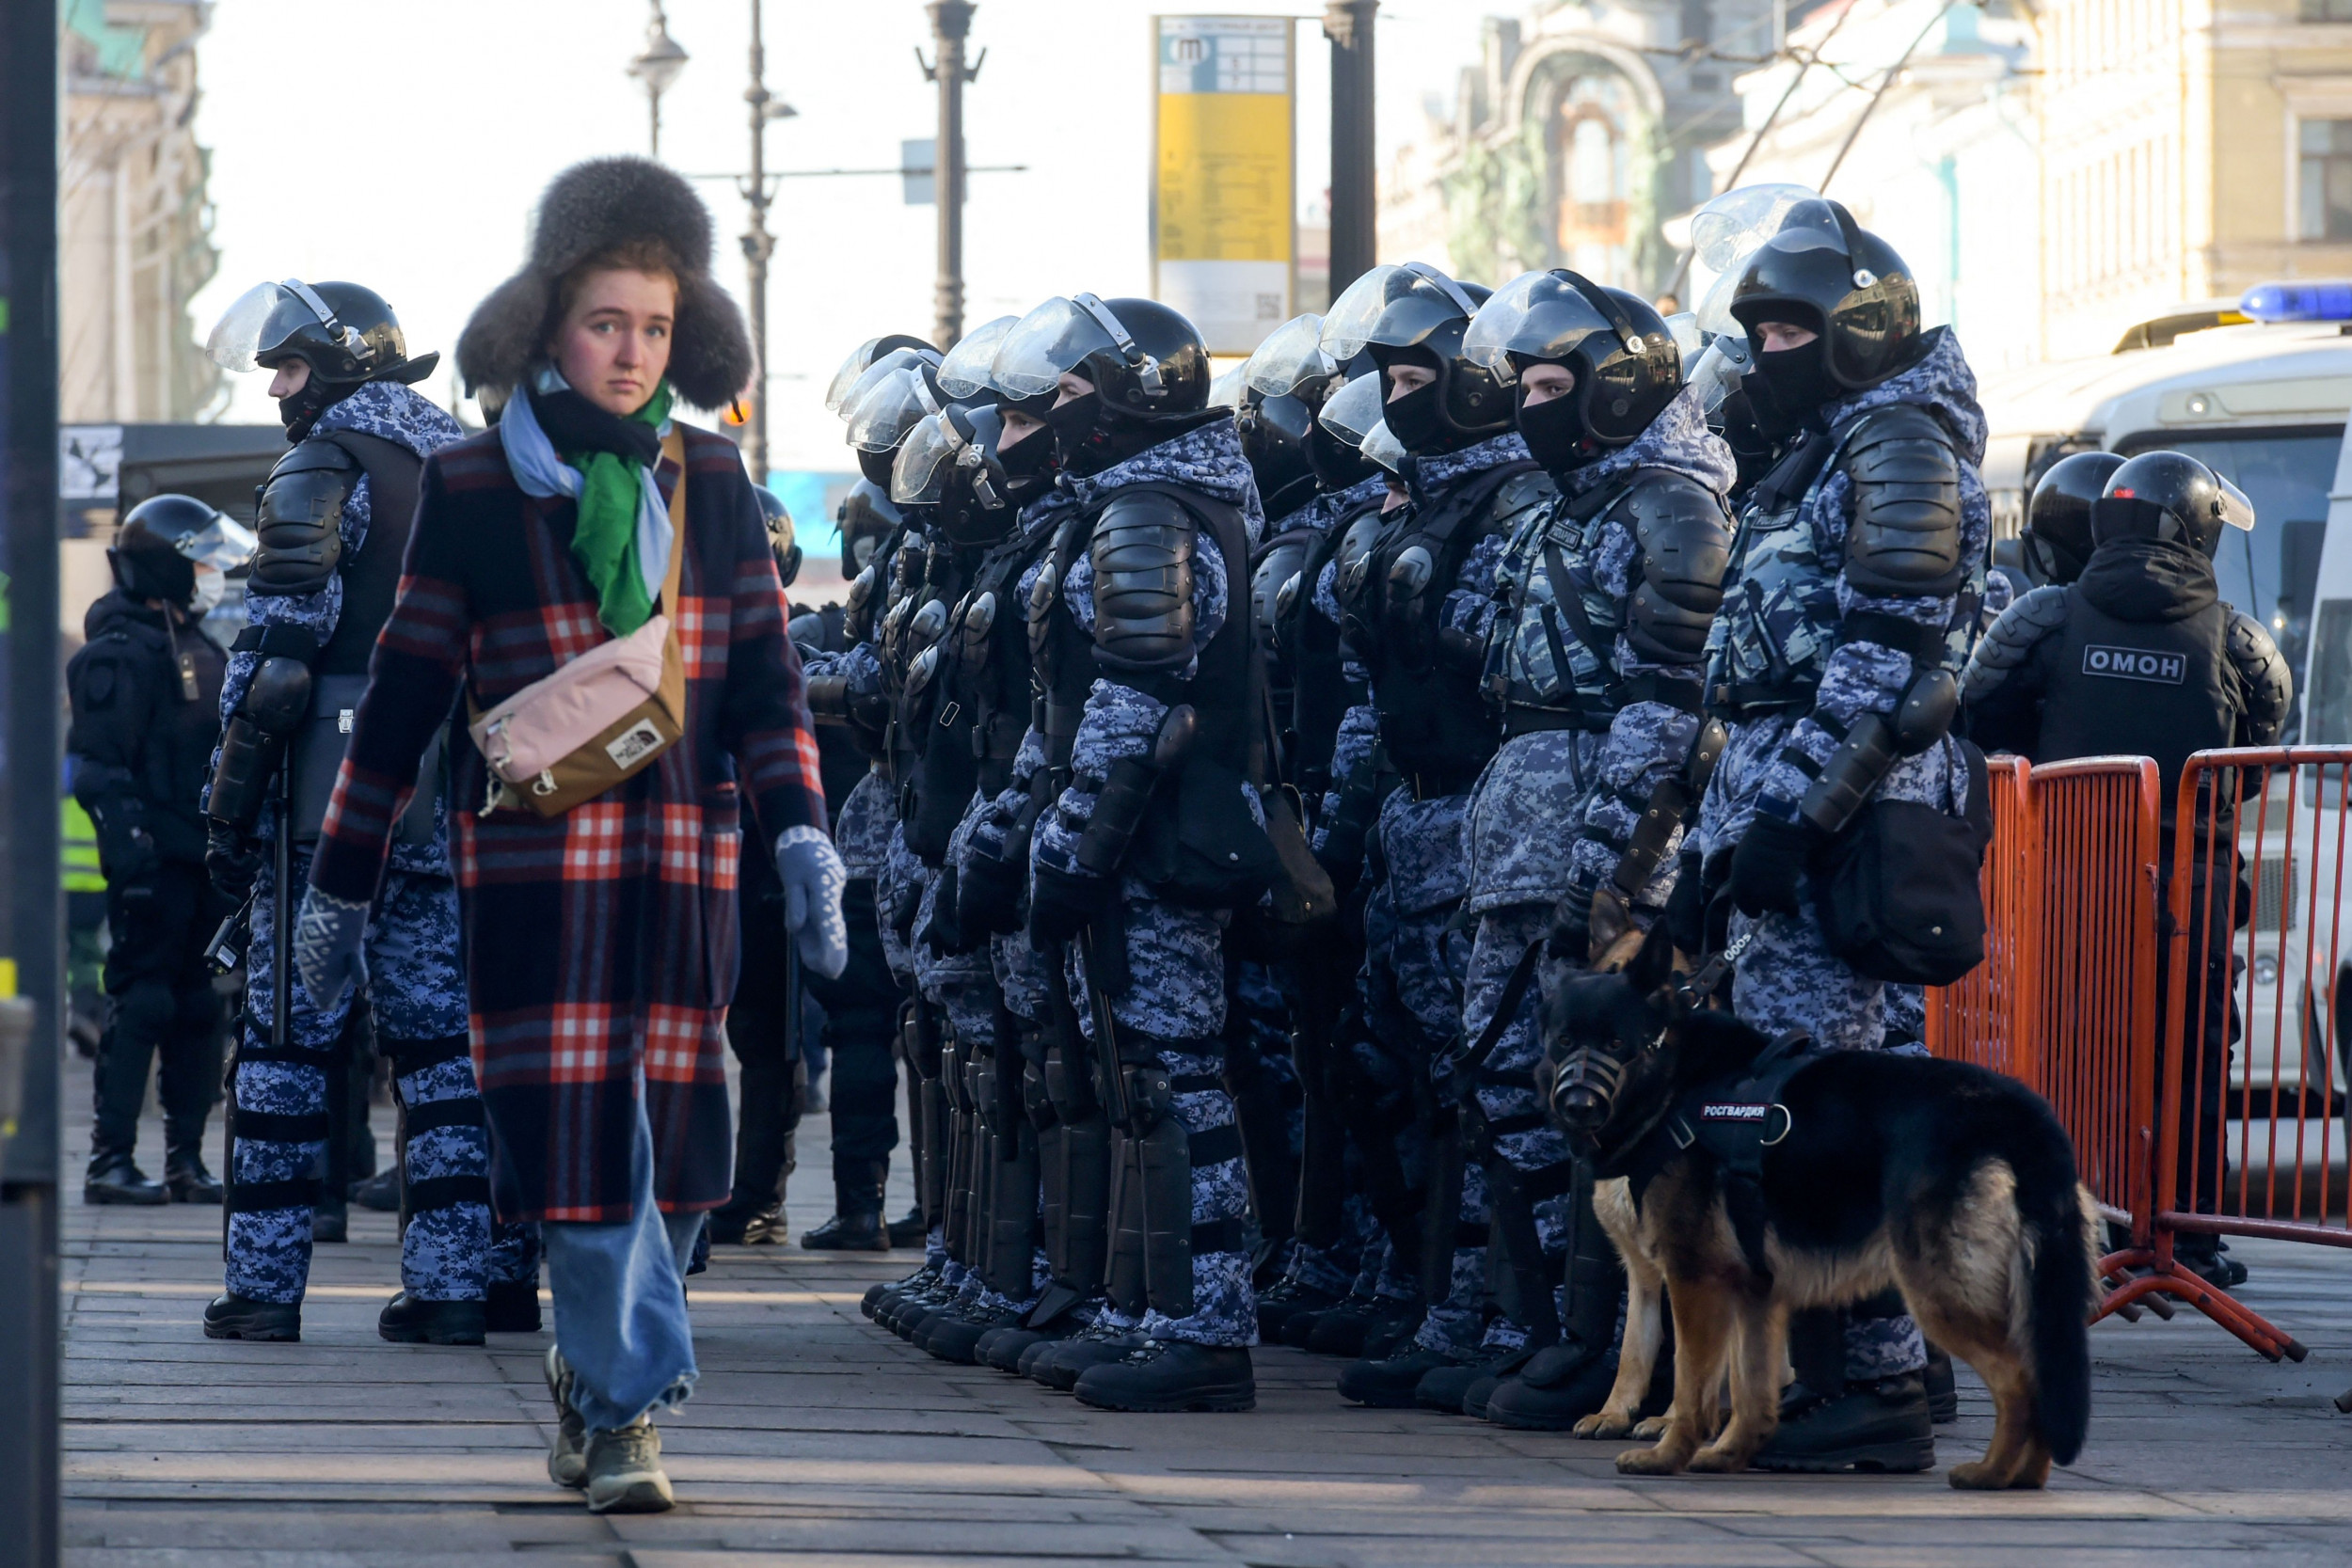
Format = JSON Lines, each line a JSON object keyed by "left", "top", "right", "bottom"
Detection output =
{"left": 67, "top": 591, "right": 228, "bottom": 878}
{"left": 310, "top": 423, "right": 825, "bottom": 1222}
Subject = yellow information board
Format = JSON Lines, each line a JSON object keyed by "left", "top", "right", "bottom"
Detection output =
{"left": 1152, "top": 16, "right": 1295, "bottom": 355}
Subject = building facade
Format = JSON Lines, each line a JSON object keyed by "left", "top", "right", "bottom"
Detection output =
{"left": 62, "top": 0, "right": 221, "bottom": 425}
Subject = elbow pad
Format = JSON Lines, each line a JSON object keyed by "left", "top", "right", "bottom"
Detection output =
{"left": 1795, "top": 669, "right": 1959, "bottom": 835}
{"left": 1090, "top": 492, "right": 1197, "bottom": 673}
{"left": 249, "top": 439, "right": 358, "bottom": 597}
{"left": 1840, "top": 406, "right": 1967, "bottom": 597}
{"left": 2228, "top": 611, "right": 2296, "bottom": 746}
{"left": 1961, "top": 585, "right": 2068, "bottom": 705}
{"left": 1252, "top": 533, "right": 1311, "bottom": 657}
{"left": 207, "top": 656, "right": 312, "bottom": 832}
{"left": 1073, "top": 705, "right": 1198, "bottom": 877}
{"left": 1625, "top": 476, "right": 1733, "bottom": 665}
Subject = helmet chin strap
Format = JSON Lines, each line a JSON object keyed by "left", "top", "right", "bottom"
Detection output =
{"left": 1073, "top": 293, "right": 1165, "bottom": 397}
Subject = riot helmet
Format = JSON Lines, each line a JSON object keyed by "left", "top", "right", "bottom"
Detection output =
{"left": 892, "top": 403, "right": 1025, "bottom": 544}
{"left": 208, "top": 279, "right": 437, "bottom": 439}
{"left": 993, "top": 293, "right": 1216, "bottom": 477}
{"left": 755, "top": 486, "right": 802, "bottom": 588}
{"left": 1236, "top": 388, "right": 1318, "bottom": 518}
{"left": 837, "top": 479, "right": 902, "bottom": 578}
{"left": 1727, "top": 199, "right": 1922, "bottom": 433}
{"left": 2092, "top": 451, "right": 2254, "bottom": 557}
{"left": 840, "top": 349, "right": 946, "bottom": 487}
{"left": 109, "top": 494, "right": 258, "bottom": 613}
{"left": 2023, "top": 451, "right": 2125, "bottom": 586}
{"left": 1466, "top": 269, "right": 1680, "bottom": 471}
{"left": 934, "top": 316, "right": 1019, "bottom": 401}
{"left": 823, "top": 333, "right": 941, "bottom": 413}
{"left": 1321, "top": 262, "right": 1511, "bottom": 455}
{"left": 1248, "top": 313, "right": 1370, "bottom": 492}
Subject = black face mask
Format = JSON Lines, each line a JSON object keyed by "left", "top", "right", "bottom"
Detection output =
{"left": 996, "top": 423, "right": 1057, "bottom": 488}
{"left": 1744, "top": 338, "right": 1836, "bottom": 440}
{"left": 1516, "top": 385, "right": 1594, "bottom": 475}
{"left": 1047, "top": 390, "right": 1125, "bottom": 477}
{"left": 1382, "top": 380, "right": 1447, "bottom": 455}
{"left": 275, "top": 364, "right": 343, "bottom": 442}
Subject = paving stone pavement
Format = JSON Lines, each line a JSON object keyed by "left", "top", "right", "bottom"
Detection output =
{"left": 55, "top": 1052, "right": 2352, "bottom": 1567}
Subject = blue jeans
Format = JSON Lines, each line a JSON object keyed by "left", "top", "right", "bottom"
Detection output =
{"left": 542, "top": 1085, "right": 705, "bottom": 1434}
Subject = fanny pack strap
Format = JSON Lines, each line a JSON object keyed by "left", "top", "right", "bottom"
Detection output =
{"left": 650, "top": 430, "right": 688, "bottom": 726}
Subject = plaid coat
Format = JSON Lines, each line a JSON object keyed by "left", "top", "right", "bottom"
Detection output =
{"left": 310, "top": 423, "right": 825, "bottom": 1222}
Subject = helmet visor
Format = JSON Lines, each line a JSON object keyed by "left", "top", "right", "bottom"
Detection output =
{"left": 178, "top": 513, "right": 260, "bottom": 573}
{"left": 992, "top": 296, "right": 1118, "bottom": 400}
{"left": 2219, "top": 473, "right": 2256, "bottom": 531}
{"left": 1685, "top": 183, "right": 1820, "bottom": 309}
{"left": 1361, "top": 420, "right": 1407, "bottom": 478}
{"left": 835, "top": 347, "right": 934, "bottom": 427}
{"left": 891, "top": 411, "right": 962, "bottom": 504}
{"left": 1244, "top": 313, "right": 1331, "bottom": 398}
{"left": 823, "top": 337, "right": 886, "bottom": 413}
{"left": 1684, "top": 340, "right": 1747, "bottom": 417}
{"left": 843, "top": 364, "right": 939, "bottom": 453}
{"left": 937, "top": 315, "right": 1018, "bottom": 401}
{"left": 1209, "top": 364, "right": 1247, "bottom": 411}
{"left": 205, "top": 281, "right": 335, "bottom": 372}
{"left": 1321, "top": 263, "right": 1477, "bottom": 361}
{"left": 1316, "top": 369, "right": 1386, "bottom": 449}
{"left": 1463, "top": 270, "right": 1621, "bottom": 381}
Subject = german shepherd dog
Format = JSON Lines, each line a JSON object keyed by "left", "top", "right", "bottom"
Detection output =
{"left": 1545, "top": 923, "right": 2099, "bottom": 1489}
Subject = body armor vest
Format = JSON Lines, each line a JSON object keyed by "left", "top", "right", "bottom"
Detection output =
{"left": 951, "top": 505, "right": 1065, "bottom": 803}
{"left": 1488, "top": 468, "right": 1659, "bottom": 728}
{"left": 283, "top": 430, "right": 439, "bottom": 846}
{"left": 1708, "top": 411, "right": 1981, "bottom": 715}
{"left": 895, "top": 531, "right": 990, "bottom": 864}
{"left": 1354, "top": 460, "right": 1544, "bottom": 784}
{"left": 2038, "top": 583, "right": 2236, "bottom": 805}
{"left": 1273, "top": 494, "right": 1378, "bottom": 801}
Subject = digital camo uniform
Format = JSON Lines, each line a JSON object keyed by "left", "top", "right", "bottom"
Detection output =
{"left": 1443, "top": 390, "right": 1736, "bottom": 1369}
{"left": 1032, "top": 418, "right": 1265, "bottom": 1349}
{"left": 220, "top": 380, "right": 532, "bottom": 1306}
{"left": 1694, "top": 325, "right": 1993, "bottom": 1379}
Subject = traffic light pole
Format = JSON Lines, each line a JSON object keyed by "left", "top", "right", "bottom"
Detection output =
{"left": 0, "top": 0, "right": 64, "bottom": 1560}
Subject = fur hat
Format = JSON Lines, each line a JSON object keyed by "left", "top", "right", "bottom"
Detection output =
{"left": 457, "top": 156, "right": 754, "bottom": 411}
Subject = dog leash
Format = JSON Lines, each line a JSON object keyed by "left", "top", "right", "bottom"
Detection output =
{"left": 1673, "top": 927, "right": 1757, "bottom": 1011}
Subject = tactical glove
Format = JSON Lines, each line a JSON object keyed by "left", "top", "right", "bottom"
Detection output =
{"left": 775, "top": 827, "right": 849, "bottom": 979}
{"left": 1025, "top": 859, "right": 1108, "bottom": 949}
{"left": 1727, "top": 813, "right": 1819, "bottom": 919}
{"left": 206, "top": 820, "right": 264, "bottom": 903}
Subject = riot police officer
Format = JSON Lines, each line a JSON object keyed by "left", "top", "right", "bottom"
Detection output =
{"left": 1307, "top": 265, "right": 1555, "bottom": 1364}
{"left": 1963, "top": 451, "right": 2292, "bottom": 1287}
{"left": 1362, "top": 273, "right": 1736, "bottom": 1426}
{"left": 70, "top": 495, "right": 252, "bottom": 1205}
{"left": 1688, "top": 198, "right": 1993, "bottom": 1470}
{"left": 2019, "top": 451, "right": 2122, "bottom": 591}
{"left": 199, "top": 279, "right": 532, "bottom": 1345}
{"left": 1006, "top": 293, "right": 1272, "bottom": 1411}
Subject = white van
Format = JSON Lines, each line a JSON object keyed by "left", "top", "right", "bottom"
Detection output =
{"left": 1978, "top": 286, "right": 2352, "bottom": 1201}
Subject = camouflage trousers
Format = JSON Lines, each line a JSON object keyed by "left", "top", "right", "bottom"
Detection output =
{"left": 230, "top": 853, "right": 533, "bottom": 1305}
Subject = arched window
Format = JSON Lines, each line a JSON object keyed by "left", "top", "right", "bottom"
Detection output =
{"left": 1549, "top": 70, "right": 1638, "bottom": 282}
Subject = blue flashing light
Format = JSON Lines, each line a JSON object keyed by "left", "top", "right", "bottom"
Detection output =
{"left": 2239, "top": 280, "right": 2352, "bottom": 323}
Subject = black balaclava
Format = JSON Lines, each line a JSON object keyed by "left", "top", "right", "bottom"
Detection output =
{"left": 275, "top": 356, "right": 351, "bottom": 441}
{"left": 1515, "top": 376, "right": 1590, "bottom": 474}
{"left": 1378, "top": 348, "right": 1448, "bottom": 454}
{"left": 1743, "top": 336, "right": 1836, "bottom": 441}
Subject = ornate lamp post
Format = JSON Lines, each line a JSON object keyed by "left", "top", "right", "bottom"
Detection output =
{"left": 741, "top": 0, "right": 796, "bottom": 480}
{"left": 628, "top": 2, "right": 691, "bottom": 159}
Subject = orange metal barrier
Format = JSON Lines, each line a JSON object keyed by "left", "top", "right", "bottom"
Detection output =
{"left": 1924, "top": 753, "right": 2315, "bottom": 1359}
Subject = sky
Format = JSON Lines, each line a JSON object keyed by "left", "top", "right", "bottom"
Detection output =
{"left": 187, "top": 0, "right": 1490, "bottom": 478}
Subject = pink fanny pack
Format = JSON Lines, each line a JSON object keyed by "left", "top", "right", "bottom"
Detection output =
{"left": 468, "top": 611, "right": 671, "bottom": 785}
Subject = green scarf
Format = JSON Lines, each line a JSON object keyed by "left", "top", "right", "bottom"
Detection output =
{"left": 564, "top": 381, "right": 675, "bottom": 637}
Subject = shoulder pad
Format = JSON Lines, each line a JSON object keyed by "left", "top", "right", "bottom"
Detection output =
{"left": 251, "top": 440, "right": 358, "bottom": 598}
{"left": 1839, "top": 407, "right": 1965, "bottom": 597}
{"left": 1960, "top": 585, "right": 2068, "bottom": 703}
{"left": 1490, "top": 469, "right": 1557, "bottom": 529}
{"left": 1621, "top": 471, "right": 1733, "bottom": 663}
{"left": 1090, "top": 495, "right": 1197, "bottom": 673}
{"left": 2226, "top": 610, "right": 2295, "bottom": 746}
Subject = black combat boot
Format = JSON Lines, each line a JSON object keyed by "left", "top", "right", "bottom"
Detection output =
{"left": 1752, "top": 1373, "right": 1936, "bottom": 1473}
{"left": 349, "top": 1166, "right": 401, "bottom": 1212}
{"left": 486, "top": 1277, "right": 543, "bottom": 1333}
{"left": 85, "top": 1153, "right": 167, "bottom": 1206}
{"left": 803, "top": 1155, "right": 891, "bottom": 1251}
{"left": 1255, "top": 1275, "right": 1343, "bottom": 1344}
{"left": 887, "top": 1207, "right": 927, "bottom": 1245}
{"left": 707, "top": 1196, "right": 787, "bottom": 1245}
{"left": 378, "top": 1291, "right": 488, "bottom": 1345}
{"left": 203, "top": 1292, "right": 300, "bottom": 1341}
{"left": 1306, "top": 1294, "right": 1419, "bottom": 1358}
{"left": 163, "top": 1147, "right": 222, "bottom": 1205}
{"left": 1036, "top": 1319, "right": 1146, "bottom": 1390}
{"left": 1481, "top": 1338, "right": 1616, "bottom": 1429}
{"left": 1074, "top": 1339, "right": 1256, "bottom": 1413}
{"left": 1338, "top": 1343, "right": 1466, "bottom": 1408}
{"left": 929, "top": 1303, "right": 1025, "bottom": 1364}
{"left": 865, "top": 1262, "right": 938, "bottom": 1321}
{"left": 311, "top": 1197, "right": 348, "bottom": 1243}
{"left": 1429, "top": 1346, "right": 1536, "bottom": 1417}
{"left": 1924, "top": 1344, "right": 1958, "bottom": 1424}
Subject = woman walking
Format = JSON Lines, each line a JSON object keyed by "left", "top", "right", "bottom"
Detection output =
{"left": 292, "top": 157, "right": 847, "bottom": 1513}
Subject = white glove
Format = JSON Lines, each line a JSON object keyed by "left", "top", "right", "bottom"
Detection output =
{"left": 774, "top": 826, "right": 849, "bottom": 978}
{"left": 291, "top": 886, "right": 371, "bottom": 1009}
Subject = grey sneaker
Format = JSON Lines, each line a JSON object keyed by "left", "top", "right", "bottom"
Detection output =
{"left": 583, "top": 1420, "right": 674, "bottom": 1513}
{"left": 542, "top": 1346, "right": 588, "bottom": 1489}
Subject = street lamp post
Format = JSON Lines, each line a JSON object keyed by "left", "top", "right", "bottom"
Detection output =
{"left": 917, "top": 1, "right": 984, "bottom": 349}
{"left": 628, "top": 1, "right": 691, "bottom": 160}
{"left": 1324, "top": 0, "right": 1378, "bottom": 297}
{"left": 740, "top": 0, "right": 796, "bottom": 481}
